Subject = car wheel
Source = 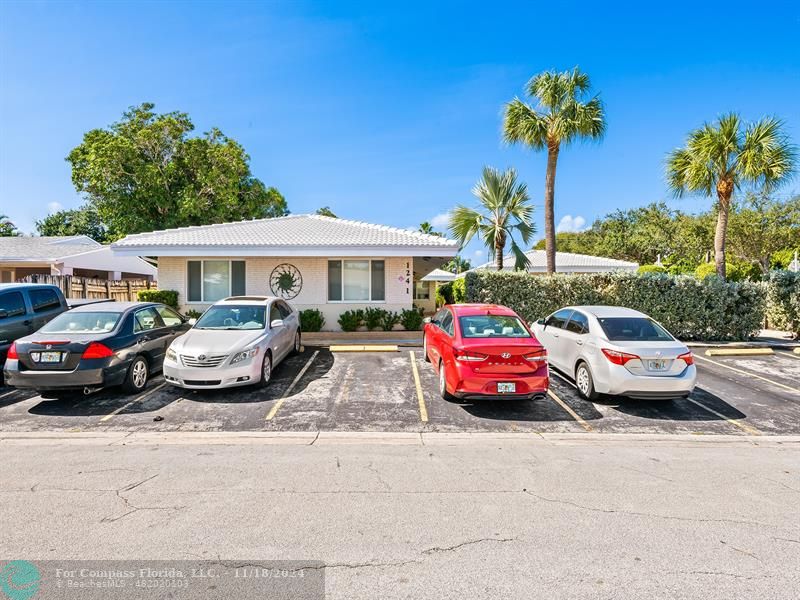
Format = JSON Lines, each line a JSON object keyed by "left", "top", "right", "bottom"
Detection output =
{"left": 257, "top": 352, "right": 272, "bottom": 388}
{"left": 291, "top": 331, "right": 301, "bottom": 355}
{"left": 423, "top": 334, "right": 430, "bottom": 362}
{"left": 122, "top": 356, "right": 149, "bottom": 394}
{"left": 575, "top": 361, "right": 600, "bottom": 401}
{"left": 438, "top": 360, "right": 453, "bottom": 400}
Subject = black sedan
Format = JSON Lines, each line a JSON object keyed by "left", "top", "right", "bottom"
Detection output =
{"left": 3, "top": 302, "right": 191, "bottom": 397}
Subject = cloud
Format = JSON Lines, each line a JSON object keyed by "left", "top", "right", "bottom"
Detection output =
{"left": 556, "top": 214, "right": 587, "bottom": 233}
{"left": 47, "top": 201, "right": 63, "bottom": 214}
{"left": 430, "top": 212, "right": 450, "bottom": 228}
{"left": 473, "top": 249, "right": 484, "bottom": 257}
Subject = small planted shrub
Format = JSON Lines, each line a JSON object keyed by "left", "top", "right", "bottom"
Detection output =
{"left": 299, "top": 308, "right": 325, "bottom": 332}
{"left": 379, "top": 310, "right": 401, "bottom": 331}
{"left": 363, "top": 307, "right": 385, "bottom": 331}
{"left": 184, "top": 309, "right": 203, "bottom": 320}
{"left": 436, "top": 282, "right": 455, "bottom": 305}
{"left": 637, "top": 265, "right": 667, "bottom": 275}
{"left": 400, "top": 307, "right": 424, "bottom": 331}
{"left": 452, "top": 277, "right": 466, "bottom": 303}
{"left": 338, "top": 309, "right": 364, "bottom": 332}
{"left": 137, "top": 289, "right": 179, "bottom": 309}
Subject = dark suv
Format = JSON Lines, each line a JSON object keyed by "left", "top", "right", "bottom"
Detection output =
{"left": 0, "top": 284, "right": 68, "bottom": 364}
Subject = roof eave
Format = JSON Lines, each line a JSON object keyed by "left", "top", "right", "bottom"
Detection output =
{"left": 110, "top": 244, "right": 458, "bottom": 258}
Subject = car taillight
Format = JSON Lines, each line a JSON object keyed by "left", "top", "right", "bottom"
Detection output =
{"left": 7, "top": 342, "right": 18, "bottom": 360}
{"left": 82, "top": 342, "right": 114, "bottom": 359}
{"left": 678, "top": 351, "right": 694, "bottom": 365}
{"left": 454, "top": 349, "right": 488, "bottom": 362}
{"left": 601, "top": 348, "right": 640, "bottom": 365}
{"left": 523, "top": 349, "right": 548, "bottom": 362}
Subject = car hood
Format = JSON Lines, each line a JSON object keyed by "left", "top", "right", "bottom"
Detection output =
{"left": 170, "top": 328, "right": 266, "bottom": 356}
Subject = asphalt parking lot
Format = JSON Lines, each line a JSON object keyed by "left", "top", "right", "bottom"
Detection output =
{"left": 1, "top": 346, "right": 799, "bottom": 435}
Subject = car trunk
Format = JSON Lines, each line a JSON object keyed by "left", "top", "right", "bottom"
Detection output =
{"left": 16, "top": 334, "right": 112, "bottom": 371}
{"left": 610, "top": 341, "right": 689, "bottom": 377}
{"left": 460, "top": 337, "right": 545, "bottom": 375}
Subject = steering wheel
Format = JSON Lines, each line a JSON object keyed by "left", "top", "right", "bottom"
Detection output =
{"left": 223, "top": 317, "right": 236, "bottom": 327}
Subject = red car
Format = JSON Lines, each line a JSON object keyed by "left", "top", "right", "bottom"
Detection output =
{"left": 423, "top": 304, "right": 549, "bottom": 401}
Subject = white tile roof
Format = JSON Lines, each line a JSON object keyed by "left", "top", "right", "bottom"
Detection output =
{"left": 112, "top": 214, "right": 459, "bottom": 257}
{"left": 474, "top": 250, "right": 638, "bottom": 272}
{"left": 0, "top": 236, "right": 100, "bottom": 261}
{"left": 420, "top": 268, "right": 458, "bottom": 282}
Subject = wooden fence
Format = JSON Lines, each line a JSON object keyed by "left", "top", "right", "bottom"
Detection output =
{"left": 16, "top": 274, "right": 156, "bottom": 302}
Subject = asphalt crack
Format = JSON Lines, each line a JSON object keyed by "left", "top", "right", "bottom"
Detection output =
{"left": 422, "top": 537, "right": 517, "bottom": 554}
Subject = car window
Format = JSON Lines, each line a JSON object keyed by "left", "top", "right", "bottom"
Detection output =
{"left": 545, "top": 309, "right": 573, "bottom": 329}
{"left": 155, "top": 305, "right": 183, "bottom": 327}
{"left": 598, "top": 317, "right": 674, "bottom": 342}
{"left": 194, "top": 305, "right": 266, "bottom": 330}
{"left": 269, "top": 303, "right": 282, "bottom": 323}
{"left": 133, "top": 307, "right": 165, "bottom": 332}
{"left": 277, "top": 301, "right": 292, "bottom": 319}
{"left": 0, "top": 292, "right": 26, "bottom": 318}
{"left": 439, "top": 310, "right": 454, "bottom": 336}
{"left": 564, "top": 312, "right": 589, "bottom": 334}
{"left": 29, "top": 288, "right": 60, "bottom": 313}
{"left": 432, "top": 309, "right": 446, "bottom": 324}
{"left": 41, "top": 311, "right": 121, "bottom": 333}
{"left": 459, "top": 315, "right": 532, "bottom": 338}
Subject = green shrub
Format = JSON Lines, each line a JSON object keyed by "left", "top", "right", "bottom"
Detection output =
{"left": 184, "top": 309, "right": 203, "bottom": 319}
{"left": 464, "top": 270, "right": 765, "bottom": 341}
{"left": 363, "top": 307, "right": 384, "bottom": 331}
{"left": 695, "top": 261, "right": 759, "bottom": 282}
{"left": 338, "top": 309, "right": 364, "bottom": 332}
{"left": 379, "top": 310, "right": 401, "bottom": 331}
{"left": 400, "top": 307, "right": 424, "bottom": 331}
{"left": 637, "top": 265, "right": 667, "bottom": 275}
{"left": 299, "top": 309, "right": 325, "bottom": 332}
{"left": 452, "top": 277, "right": 466, "bottom": 303}
{"left": 436, "top": 282, "right": 454, "bottom": 305}
{"left": 765, "top": 270, "right": 800, "bottom": 337}
{"left": 137, "top": 289, "right": 178, "bottom": 309}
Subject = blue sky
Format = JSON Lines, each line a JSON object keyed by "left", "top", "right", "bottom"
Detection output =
{"left": 1, "top": 0, "right": 799, "bottom": 264}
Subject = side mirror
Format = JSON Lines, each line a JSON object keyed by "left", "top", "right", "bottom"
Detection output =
{"left": 423, "top": 317, "right": 432, "bottom": 324}
{"left": 0, "top": 309, "right": 8, "bottom": 320}
{"left": 534, "top": 318, "right": 545, "bottom": 328}
{"left": 270, "top": 319, "right": 284, "bottom": 329}
{"left": 188, "top": 318, "right": 197, "bottom": 326}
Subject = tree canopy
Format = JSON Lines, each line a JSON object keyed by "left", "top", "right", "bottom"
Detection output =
{"left": 0, "top": 214, "right": 21, "bottom": 237}
{"left": 66, "top": 103, "right": 288, "bottom": 238}
{"left": 316, "top": 206, "right": 337, "bottom": 218}
{"left": 35, "top": 206, "right": 109, "bottom": 242}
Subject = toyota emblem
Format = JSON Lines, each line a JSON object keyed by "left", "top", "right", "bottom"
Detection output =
{"left": 198, "top": 354, "right": 207, "bottom": 362}
{"left": 501, "top": 352, "right": 511, "bottom": 359}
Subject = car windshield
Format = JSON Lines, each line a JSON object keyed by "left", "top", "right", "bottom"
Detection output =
{"left": 458, "top": 315, "right": 531, "bottom": 338}
{"left": 194, "top": 305, "right": 266, "bottom": 330}
{"left": 598, "top": 317, "right": 674, "bottom": 341}
{"left": 39, "top": 311, "right": 121, "bottom": 334}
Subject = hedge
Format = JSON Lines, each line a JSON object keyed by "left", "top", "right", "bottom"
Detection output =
{"left": 765, "top": 270, "right": 800, "bottom": 338}
{"left": 464, "top": 271, "right": 766, "bottom": 341}
{"left": 299, "top": 309, "right": 325, "bottom": 332}
{"left": 137, "top": 289, "right": 179, "bottom": 309}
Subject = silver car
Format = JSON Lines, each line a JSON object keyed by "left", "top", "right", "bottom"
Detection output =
{"left": 531, "top": 306, "right": 696, "bottom": 400}
{"left": 163, "top": 296, "right": 301, "bottom": 390}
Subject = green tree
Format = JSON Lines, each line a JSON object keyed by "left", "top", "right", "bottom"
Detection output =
{"left": 35, "top": 206, "right": 109, "bottom": 242}
{"left": 0, "top": 214, "right": 21, "bottom": 237}
{"left": 666, "top": 113, "right": 797, "bottom": 279}
{"left": 442, "top": 255, "right": 471, "bottom": 274}
{"left": 503, "top": 67, "right": 605, "bottom": 274}
{"left": 66, "top": 103, "right": 288, "bottom": 238}
{"left": 316, "top": 206, "right": 337, "bottom": 218}
{"left": 418, "top": 222, "right": 443, "bottom": 237}
{"left": 449, "top": 167, "right": 535, "bottom": 271}
{"left": 728, "top": 192, "right": 800, "bottom": 274}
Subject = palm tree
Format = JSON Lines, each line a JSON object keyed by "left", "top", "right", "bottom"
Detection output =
{"left": 666, "top": 114, "right": 797, "bottom": 279}
{"left": 418, "top": 222, "right": 441, "bottom": 236}
{"left": 0, "top": 213, "right": 21, "bottom": 237}
{"left": 449, "top": 167, "right": 535, "bottom": 271}
{"left": 503, "top": 67, "right": 605, "bottom": 274}
{"left": 443, "top": 255, "right": 471, "bottom": 274}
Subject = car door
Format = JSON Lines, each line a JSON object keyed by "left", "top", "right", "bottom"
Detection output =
{"left": 538, "top": 309, "right": 573, "bottom": 371}
{"left": 154, "top": 305, "right": 190, "bottom": 345}
{"left": 27, "top": 287, "right": 64, "bottom": 331}
{"left": 0, "top": 290, "right": 31, "bottom": 356}
{"left": 437, "top": 309, "right": 455, "bottom": 371}
{"left": 277, "top": 301, "right": 298, "bottom": 339}
{"left": 269, "top": 302, "right": 290, "bottom": 360}
{"left": 560, "top": 310, "right": 590, "bottom": 375}
{"left": 132, "top": 306, "right": 170, "bottom": 367}
{"left": 425, "top": 308, "right": 447, "bottom": 365}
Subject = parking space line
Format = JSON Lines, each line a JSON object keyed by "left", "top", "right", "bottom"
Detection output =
{"left": 98, "top": 382, "right": 167, "bottom": 422}
{"left": 694, "top": 354, "right": 800, "bottom": 394}
{"left": 547, "top": 389, "right": 592, "bottom": 432}
{"left": 777, "top": 350, "right": 800, "bottom": 361}
{"left": 684, "top": 397, "right": 761, "bottom": 436}
{"left": 0, "top": 389, "right": 21, "bottom": 400}
{"left": 265, "top": 350, "right": 319, "bottom": 421}
{"left": 408, "top": 351, "right": 428, "bottom": 423}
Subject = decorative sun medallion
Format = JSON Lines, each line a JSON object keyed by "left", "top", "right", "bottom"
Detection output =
{"left": 270, "top": 263, "right": 303, "bottom": 300}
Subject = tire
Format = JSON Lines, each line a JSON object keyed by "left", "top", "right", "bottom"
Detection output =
{"left": 575, "top": 361, "right": 600, "bottom": 401}
{"left": 423, "top": 334, "right": 431, "bottom": 362}
{"left": 438, "top": 360, "right": 453, "bottom": 400}
{"left": 122, "top": 356, "right": 149, "bottom": 394}
{"left": 291, "top": 330, "right": 301, "bottom": 355}
{"left": 257, "top": 352, "right": 273, "bottom": 388}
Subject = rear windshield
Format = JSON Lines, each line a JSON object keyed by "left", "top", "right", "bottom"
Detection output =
{"left": 194, "top": 305, "right": 266, "bottom": 330}
{"left": 597, "top": 317, "right": 673, "bottom": 342}
{"left": 458, "top": 315, "right": 531, "bottom": 338}
{"left": 39, "top": 311, "right": 121, "bottom": 334}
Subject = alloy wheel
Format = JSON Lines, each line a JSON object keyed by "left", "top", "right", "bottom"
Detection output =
{"left": 132, "top": 360, "right": 147, "bottom": 389}
{"left": 294, "top": 332, "right": 301, "bottom": 352}
{"left": 576, "top": 366, "right": 590, "bottom": 396}
{"left": 262, "top": 355, "right": 272, "bottom": 384}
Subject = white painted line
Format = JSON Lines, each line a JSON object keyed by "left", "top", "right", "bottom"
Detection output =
{"left": 265, "top": 350, "right": 319, "bottom": 421}
{"left": 99, "top": 382, "right": 167, "bottom": 423}
{"left": 550, "top": 369, "right": 577, "bottom": 389}
{"left": 694, "top": 354, "right": 800, "bottom": 395}
{"left": 0, "top": 389, "right": 21, "bottom": 400}
{"left": 409, "top": 351, "right": 428, "bottom": 423}
{"left": 684, "top": 397, "right": 761, "bottom": 436}
{"left": 547, "top": 389, "right": 592, "bottom": 432}
{"left": 777, "top": 350, "right": 800, "bottom": 361}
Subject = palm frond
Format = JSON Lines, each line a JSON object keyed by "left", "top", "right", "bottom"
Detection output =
{"left": 508, "top": 237, "right": 532, "bottom": 271}
{"left": 739, "top": 117, "right": 797, "bottom": 190}
{"left": 502, "top": 99, "right": 548, "bottom": 148}
{"left": 448, "top": 205, "right": 484, "bottom": 248}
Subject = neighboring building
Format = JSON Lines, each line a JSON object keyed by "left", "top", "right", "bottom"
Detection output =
{"left": 0, "top": 236, "right": 157, "bottom": 283}
{"left": 472, "top": 250, "right": 638, "bottom": 274}
{"left": 415, "top": 268, "right": 457, "bottom": 314}
{"left": 111, "top": 215, "right": 458, "bottom": 330}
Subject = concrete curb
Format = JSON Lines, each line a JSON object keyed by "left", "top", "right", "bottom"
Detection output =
{"left": 329, "top": 345, "right": 399, "bottom": 352}
{"left": 704, "top": 348, "right": 774, "bottom": 357}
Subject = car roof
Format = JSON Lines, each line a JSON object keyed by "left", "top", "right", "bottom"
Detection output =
{"left": 0, "top": 283, "right": 60, "bottom": 292}
{"left": 567, "top": 305, "right": 648, "bottom": 319}
{"left": 446, "top": 303, "right": 518, "bottom": 317}
{"left": 68, "top": 301, "right": 155, "bottom": 313}
{"left": 217, "top": 296, "right": 280, "bottom": 305}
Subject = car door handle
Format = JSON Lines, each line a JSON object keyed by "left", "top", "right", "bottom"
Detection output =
{"left": 552, "top": 333, "right": 559, "bottom": 338}
{"left": 138, "top": 336, "right": 150, "bottom": 343}
{"left": 576, "top": 339, "right": 583, "bottom": 345}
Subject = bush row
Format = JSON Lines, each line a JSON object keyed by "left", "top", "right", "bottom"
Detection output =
{"left": 337, "top": 307, "right": 424, "bottom": 332}
{"left": 463, "top": 271, "right": 769, "bottom": 341}
{"left": 765, "top": 270, "right": 800, "bottom": 337}
{"left": 136, "top": 289, "right": 179, "bottom": 309}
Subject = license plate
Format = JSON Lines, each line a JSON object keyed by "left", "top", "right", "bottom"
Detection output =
{"left": 33, "top": 351, "right": 62, "bottom": 363}
{"left": 648, "top": 359, "right": 666, "bottom": 370}
{"left": 497, "top": 382, "right": 516, "bottom": 393}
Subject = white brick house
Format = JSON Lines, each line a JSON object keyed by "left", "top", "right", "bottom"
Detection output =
{"left": 111, "top": 215, "right": 458, "bottom": 330}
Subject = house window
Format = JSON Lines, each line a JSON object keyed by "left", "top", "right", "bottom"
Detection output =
{"left": 327, "top": 260, "right": 385, "bottom": 302}
{"left": 414, "top": 281, "right": 430, "bottom": 300}
{"left": 187, "top": 260, "right": 246, "bottom": 302}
